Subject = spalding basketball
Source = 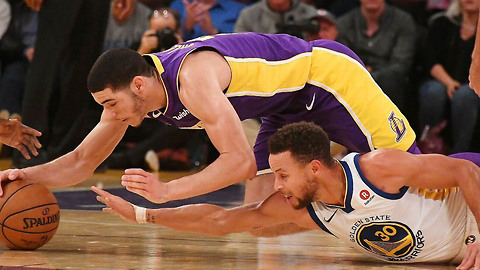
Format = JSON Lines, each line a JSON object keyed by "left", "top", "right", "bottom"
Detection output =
{"left": 0, "top": 180, "right": 60, "bottom": 250}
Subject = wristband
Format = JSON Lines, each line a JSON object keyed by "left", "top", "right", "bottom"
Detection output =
{"left": 132, "top": 204, "right": 147, "bottom": 224}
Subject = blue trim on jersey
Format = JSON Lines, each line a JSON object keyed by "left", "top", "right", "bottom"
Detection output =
{"left": 339, "top": 160, "right": 355, "bottom": 213}
{"left": 353, "top": 154, "right": 408, "bottom": 199}
{"left": 306, "top": 204, "right": 336, "bottom": 237}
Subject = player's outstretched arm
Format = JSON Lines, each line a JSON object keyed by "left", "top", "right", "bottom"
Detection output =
{"left": 92, "top": 186, "right": 317, "bottom": 236}
{"left": 0, "top": 113, "right": 128, "bottom": 195}
{"left": 121, "top": 50, "right": 257, "bottom": 203}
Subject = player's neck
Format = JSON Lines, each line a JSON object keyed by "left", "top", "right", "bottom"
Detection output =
{"left": 317, "top": 160, "right": 346, "bottom": 206}
{"left": 146, "top": 76, "right": 168, "bottom": 111}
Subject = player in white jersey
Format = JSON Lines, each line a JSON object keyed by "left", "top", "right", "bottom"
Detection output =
{"left": 92, "top": 122, "right": 480, "bottom": 268}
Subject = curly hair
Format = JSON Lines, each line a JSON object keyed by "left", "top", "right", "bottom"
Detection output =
{"left": 268, "top": 121, "right": 334, "bottom": 167}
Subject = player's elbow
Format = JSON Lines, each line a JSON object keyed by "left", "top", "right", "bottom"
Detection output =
{"left": 241, "top": 151, "right": 257, "bottom": 180}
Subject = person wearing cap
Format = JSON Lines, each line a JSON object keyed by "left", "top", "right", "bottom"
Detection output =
{"left": 306, "top": 9, "right": 339, "bottom": 41}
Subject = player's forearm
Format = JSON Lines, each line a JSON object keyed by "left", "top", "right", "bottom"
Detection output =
{"left": 164, "top": 151, "right": 256, "bottom": 202}
{"left": 21, "top": 149, "right": 96, "bottom": 187}
{"left": 146, "top": 204, "right": 241, "bottom": 236}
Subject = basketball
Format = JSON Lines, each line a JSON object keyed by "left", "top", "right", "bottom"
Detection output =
{"left": 0, "top": 180, "right": 60, "bottom": 250}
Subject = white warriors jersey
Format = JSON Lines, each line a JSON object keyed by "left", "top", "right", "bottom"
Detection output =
{"left": 307, "top": 153, "right": 478, "bottom": 263}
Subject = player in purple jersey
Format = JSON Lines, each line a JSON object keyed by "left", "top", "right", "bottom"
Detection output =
{"left": 1, "top": 33, "right": 479, "bottom": 237}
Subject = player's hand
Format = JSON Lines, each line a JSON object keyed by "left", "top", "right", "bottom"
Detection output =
{"left": 0, "top": 118, "right": 42, "bottom": 159}
{"left": 121, "top": 168, "right": 169, "bottom": 203}
{"left": 457, "top": 241, "right": 480, "bottom": 270}
{"left": 91, "top": 186, "right": 136, "bottom": 223}
{"left": 0, "top": 169, "right": 24, "bottom": 197}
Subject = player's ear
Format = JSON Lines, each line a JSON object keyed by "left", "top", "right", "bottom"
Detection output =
{"left": 309, "top": 159, "right": 322, "bottom": 175}
{"left": 131, "top": 76, "right": 144, "bottom": 94}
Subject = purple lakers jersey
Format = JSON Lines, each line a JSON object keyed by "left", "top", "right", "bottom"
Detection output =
{"left": 143, "top": 33, "right": 416, "bottom": 171}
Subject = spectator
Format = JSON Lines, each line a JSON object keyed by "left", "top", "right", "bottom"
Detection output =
{"left": 103, "top": 0, "right": 151, "bottom": 52}
{"left": 306, "top": 8, "right": 338, "bottom": 41}
{"left": 336, "top": 0, "right": 416, "bottom": 112}
{"left": 418, "top": 0, "right": 480, "bottom": 154}
{"left": 171, "top": 0, "right": 246, "bottom": 40}
{"left": 134, "top": 7, "right": 183, "bottom": 54}
{"left": 234, "top": 0, "right": 316, "bottom": 39}
{"left": 0, "top": 0, "right": 38, "bottom": 120}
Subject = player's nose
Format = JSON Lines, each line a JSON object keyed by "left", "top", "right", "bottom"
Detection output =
{"left": 274, "top": 177, "right": 283, "bottom": 191}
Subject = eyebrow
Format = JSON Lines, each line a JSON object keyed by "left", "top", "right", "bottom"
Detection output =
{"left": 274, "top": 168, "right": 284, "bottom": 173}
{"left": 100, "top": 98, "right": 114, "bottom": 105}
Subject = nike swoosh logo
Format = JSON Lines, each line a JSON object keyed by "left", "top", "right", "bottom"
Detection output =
{"left": 151, "top": 110, "right": 162, "bottom": 118}
{"left": 306, "top": 93, "right": 316, "bottom": 111}
{"left": 323, "top": 209, "right": 338, "bottom": 223}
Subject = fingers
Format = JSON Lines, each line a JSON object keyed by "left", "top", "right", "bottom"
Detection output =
{"left": 91, "top": 186, "right": 111, "bottom": 197}
{"left": 7, "top": 169, "right": 20, "bottom": 180}
{"left": 122, "top": 169, "right": 150, "bottom": 188}
{"left": 22, "top": 135, "right": 40, "bottom": 157}
{"left": 125, "top": 186, "right": 147, "bottom": 198}
{"left": 20, "top": 123, "right": 42, "bottom": 137}
{"left": 121, "top": 179, "right": 147, "bottom": 190}
{"left": 93, "top": 187, "right": 114, "bottom": 209}
{"left": 16, "top": 144, "right": 31, "bottom": 160}
{"left": 124, "top": 168, "right": 149, "bottom": 176}
{"left": 457, "top": 243, "right": 480, "bottom": 270}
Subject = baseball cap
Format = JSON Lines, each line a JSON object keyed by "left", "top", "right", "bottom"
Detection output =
{"left": 315, "top": 9, "right": 336, "bottom": 25}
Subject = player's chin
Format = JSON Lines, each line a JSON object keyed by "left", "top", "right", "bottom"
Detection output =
{"left": 130, "top": 117, "right": 144, "bottom": 127}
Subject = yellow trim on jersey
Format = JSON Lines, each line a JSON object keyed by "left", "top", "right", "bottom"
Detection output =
{"left": 415, "top": 187, "right": 459, "bottom": 200}
{"left": 144, "top": 54, "right": 165, "bottom": 74}
{"left": 143, "top": 54, "right": 169, "bottom": 115}
{"left": 224, "top": 52, "right": 311, "bottom": 97}
{"left": 308, "top": 48, "right": 415, "bottom": 151}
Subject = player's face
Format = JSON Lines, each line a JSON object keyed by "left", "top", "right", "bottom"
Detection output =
{"left": 92, "top": 87, "right": 146, "bottom": 127}
{"left": 269, "top": 151, "right": 319, "bottom": 210}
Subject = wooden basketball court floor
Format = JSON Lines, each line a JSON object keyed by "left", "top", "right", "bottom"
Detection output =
{"left": 0, "top": 159, "right": 458, "bottom": 269}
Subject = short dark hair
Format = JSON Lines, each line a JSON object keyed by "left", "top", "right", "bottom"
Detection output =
{"left": 268, "top": 122, "right": 334, "bottom": 167}
{"left": 87, "top": 48, "right": 156, "bottom": 93}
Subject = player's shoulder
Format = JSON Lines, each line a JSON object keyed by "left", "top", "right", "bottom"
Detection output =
{"left": 358, "top": 149, "right": 414, "bottom": 189}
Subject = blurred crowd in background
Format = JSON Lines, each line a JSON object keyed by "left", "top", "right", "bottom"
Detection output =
{"left": 0, "top": 0, "right": 478, "bottom": 172}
